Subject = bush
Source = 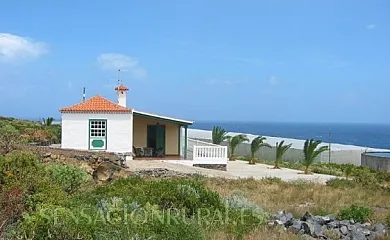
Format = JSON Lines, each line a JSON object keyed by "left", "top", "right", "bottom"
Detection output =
{"left": 326, "top": 178, "right": 357, "bottom": 188}
{"left": 338, "top": 205, "right": 372, "bottom": 223}
{"left": 46, "top": 163, "right": 91, "bottom": 194}
{"left": 11, "top": 177, "right": 267, "bottom": 240}
{"left": 0, "top": 151, "right": 42, "bottom": 186}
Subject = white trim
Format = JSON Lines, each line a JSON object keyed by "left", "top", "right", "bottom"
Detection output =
{"left": 133, "top": 109, "right": 194, "bottom": 125}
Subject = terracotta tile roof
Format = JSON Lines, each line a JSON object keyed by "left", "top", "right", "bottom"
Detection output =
{"left": 115, "top": 84, "right": 129, "bottom": 91}
{"left": 59, "top": 95, "right": 132, "bottom": 113}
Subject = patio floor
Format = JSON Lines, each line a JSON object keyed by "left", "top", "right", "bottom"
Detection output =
{"left": 134, "top": 155, "right": 186, "bottom": 160}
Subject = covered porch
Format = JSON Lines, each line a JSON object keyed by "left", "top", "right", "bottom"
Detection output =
{"left": 132, "top": 110, "right": 192, "bottom": 160}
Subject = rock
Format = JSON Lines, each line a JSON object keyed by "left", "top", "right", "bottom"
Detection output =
{"left": 274, "top": 220, "right": 284, "bottom": 225}
{"left": 289, "top": 220, "right": 303, "bottom": 233}
{"left": 277, "top": 210, "right": 294, "bottom": 226}
{"left": 347, "top": 224, "right": 356, "bottom": 231}
{"left": 302, "top": 221, "right": 315, "bottom": 235}
{"left": 111, "top": 169, "right": 129, "bottom": 180}
{"left": 372, "top": 223, "right": 386, "bottom": 235}
{"left": 79, "top": 162, "right": 94, "bottom": 175}
{"left": 340, "top": 225, "right": 349, "bottom": 235}
{"left": 50, "top": 154, "right": 57, "bottom": 159}
{"left": 327, "top": 220, "right": 339, "bottom": 229}
{"left": 312, "top": 225, "right": 323, "bottom": 238}
{"left": 93, "top": 165, "right": 110, "bottom": 182}
{"left": 339, "top": 220, "right": 350, "bottom": 226}
{"left": 59, "top": 156, "right": 66, "bottom": 161}
{"left": 324, "top": 214, "right": 336, "bottom": 222}
{"left": 43, "top": 152, "right": 51, "bottom": 158}
{"left": 362, "top": 222, "right": 371, "bottom": 228}
{"left": 301, "top": 211, "right": 313, "bottom": 221}
{"left": 323, "top": 228, "right": 341, "bottom": 239}
{"left": 350, "top": 229, "right": 366, "bottom": 240}
{"left": 360, "top": 227, "right": 371, "bottom": 236}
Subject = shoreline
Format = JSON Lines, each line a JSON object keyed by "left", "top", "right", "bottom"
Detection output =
{"left": 187, "top": 128, "right": 390, "bottom": 152}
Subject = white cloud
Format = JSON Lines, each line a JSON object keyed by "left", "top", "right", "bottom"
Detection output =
{"left": 97, "top": 53, "right": 147, "bottom": 80}
{"left": 0, "top": 33, "right": 48, "bottom": 62}
{"left": 366, "top": 24, "right": 376, "bottom": 30}
{"left": 268, "top": 76, "right": 278, "bottom": 85}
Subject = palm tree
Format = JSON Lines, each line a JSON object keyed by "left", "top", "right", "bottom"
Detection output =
{"left": 42, "top": 117, "right": 54, "bottom": 126}
{"left": 212, "top": 126, "right": 229, "bottom": 145}
{"left": 249, "top": 136, "right": 271, "bottom": 164}
{"left": 274, "top": 140, "right": 292, "bottom": 169}
{"left": 303, "top": 139, "right": 329, "bottom": 174}
{"left": 229, "top": 134, "right": 249, "bottom": 161}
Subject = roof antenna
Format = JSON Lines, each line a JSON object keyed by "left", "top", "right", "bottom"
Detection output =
{"left": 82, "top": 87, "right": 86, "bottom": 102}
{"left": 117, "top": 68, "right": 122, "bottom": 86}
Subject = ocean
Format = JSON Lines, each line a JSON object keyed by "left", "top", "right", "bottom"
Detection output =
{"left": 190, "top": 122, "right": 390, "bottom": 150}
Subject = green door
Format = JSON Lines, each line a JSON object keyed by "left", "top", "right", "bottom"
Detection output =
{"left": 155, "top": 125, "right": 165, "bottom": 153}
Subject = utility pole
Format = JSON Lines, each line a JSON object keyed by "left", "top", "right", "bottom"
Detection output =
{"left": 328, "top": 129, "right": 332, "bottom": 163}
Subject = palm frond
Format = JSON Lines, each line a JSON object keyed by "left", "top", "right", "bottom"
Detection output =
{"left": 303, "top": 139, "right": 329, "bottom": 173}
{"left": 250, "top": 136, "right": 271, "bottom": 158}
{"left": 230, "top": 134, "right": 249, "bottom": 156}
{"left": 212, "top": 126, "right": 229, "bottom": 144}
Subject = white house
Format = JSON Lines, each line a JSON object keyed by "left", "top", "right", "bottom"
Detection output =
{"left": 59, "top": 84, "right": 194, "bottom": 160}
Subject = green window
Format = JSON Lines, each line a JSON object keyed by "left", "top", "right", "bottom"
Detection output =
{"left": 89, "top": 119, "right": 107, "bottom": 150}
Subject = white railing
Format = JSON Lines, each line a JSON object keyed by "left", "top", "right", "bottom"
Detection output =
{"left": 193, "top": 145, "right": 228, "bottom": 162}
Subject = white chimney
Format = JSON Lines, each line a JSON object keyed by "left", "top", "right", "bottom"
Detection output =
{"left": 115, "top": 84, "right": 129, "bottom": 107}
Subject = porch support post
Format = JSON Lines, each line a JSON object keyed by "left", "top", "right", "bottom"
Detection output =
{"left": 184, "top": 125, "right": 188, "bottom": 159}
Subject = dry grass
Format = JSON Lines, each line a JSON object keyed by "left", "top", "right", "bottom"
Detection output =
{"left": 205, "top": 177, "right": 390, "bottom": 224}
{"left": 206, "top": 226, "right": 299, "bottom": 240}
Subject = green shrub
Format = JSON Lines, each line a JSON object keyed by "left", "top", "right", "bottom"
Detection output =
{"left": 0, "top": 151, "right": 42, "bottom": 186}
{"left": 46, "top": 163, "right": 91, "bottom": 194}
{"left": 262, "top": 177, "right": 282, "bottom": 184}
{"left": 338, "top": 205, "right": 372, "bottom": 223}
{"left": 326, "top": 178, "right": 357, "bottom": 188}
{"left": 353, "top": 170, "right": 379, "bottom": 188}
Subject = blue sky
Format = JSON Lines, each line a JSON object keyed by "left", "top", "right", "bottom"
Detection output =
{"left": 0, "top": 0, "right": 389, "bottom": 123}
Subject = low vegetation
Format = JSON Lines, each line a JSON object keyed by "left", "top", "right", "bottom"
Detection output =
{"left": 0, "top": 121, "right": 389, "bottom": 239}
{"left": 0, "top": 150, "right": 270, "bottom": 239}
{"left": 1, "top": 149, "right": 389, "bottom": 239}
{"left": 0, "top": 116, "right": 61, "bottom": 154}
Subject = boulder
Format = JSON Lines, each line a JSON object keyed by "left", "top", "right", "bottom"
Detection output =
{"left": 93, "top": 165, "right": 110, "bottom": 182}
{"left": 79, "top": 162, "right": 94, "bottom": 175}
{"left": 289, "top": 220, "right": 303, "bottom": 233}
{"left": 340, "top": 225, "right": 349, "bottom": 235}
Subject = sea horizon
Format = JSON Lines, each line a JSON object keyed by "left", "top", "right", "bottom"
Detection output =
{"left": 6, "top": 116, "right": 390, "bottom": 150}
{"left": 190, "top": 121, "right": 390, "bottom": 150}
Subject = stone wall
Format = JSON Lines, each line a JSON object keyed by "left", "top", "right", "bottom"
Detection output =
{"left": 193, "top": 164, "right": 227, "bottom": 171}
{"left": 18, "top": 145, "right": 124, "bottom": 166}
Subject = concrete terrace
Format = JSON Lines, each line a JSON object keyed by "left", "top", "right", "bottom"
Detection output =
{"left": 126, "top": 160, "right": 337, "bottom": 184}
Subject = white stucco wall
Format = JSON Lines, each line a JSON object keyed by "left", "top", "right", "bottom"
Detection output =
{"left": 61, "top": 112, "right": 133, "bottom": 153}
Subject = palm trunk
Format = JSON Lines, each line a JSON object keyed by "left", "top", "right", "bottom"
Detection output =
{"left": 304, "top": 166, "right": 309, "bottom": 174}
{"left": 229, "top": 148, "right": 236, "bottom": 161}
{"left": 273, "top": 158, "right": 280, "bottom": 169}
{"left": 249, "top": 153, "right": 255, "bottom": 164}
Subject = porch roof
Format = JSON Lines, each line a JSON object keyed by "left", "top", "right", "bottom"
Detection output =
{"left": 133, "top": 110, "right": 194, "bottom": 126}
